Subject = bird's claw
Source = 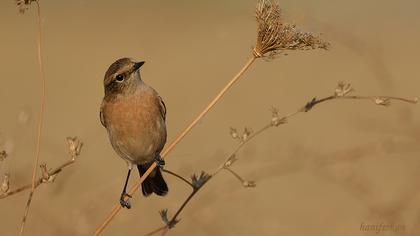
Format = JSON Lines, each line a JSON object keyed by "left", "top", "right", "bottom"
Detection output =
{"left": 120, "top": 192, "right": 132, "bottom": 209}
{"left": 154, "top": 154, "right": 165, "bottom": 169}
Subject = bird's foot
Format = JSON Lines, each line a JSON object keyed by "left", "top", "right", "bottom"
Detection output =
{"left": 119, "top": 192, "right": 132, "bottom": 209}
{"left": 154, "top": 154, "right": 165, "bottom": 169}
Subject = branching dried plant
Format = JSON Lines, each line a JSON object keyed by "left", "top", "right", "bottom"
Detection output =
{"left": 93, "top": 1, "right": 329, "bottom": 234}
{"left": 0, "top": 137, "right": 83, "bottom": 199}
{"left": 144, "top": 82, "right": 417, "bottom": 236}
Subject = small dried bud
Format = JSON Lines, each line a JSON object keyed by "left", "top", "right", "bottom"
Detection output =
{"left": 0, "top": 150, "right": 7, "bottom": 161}
{"left": 1, "top": 173, "right": 10, "bottom": 193}
{"left": 40, "top": 163, "right": 57, "bottom": 183}
{"left": 303, "top": 97, "right": 318, "bottom": 112}
{"left": 374, "top": 97, "right": 391, "bottom": 107}
{"left": 224, "top": 154, "right": 238, "bottom": 168}
{"left": 15, "top": 0, "right": 36, "bottom": 14}
{"left": 334, "top": 81, "right": 353, "bottom": 97}
{"left": 230, "top": 127, "right": 239, "bottom": 140}
{"left": 242, "top": 180, "right": 256, "bottom": 188}
{"left": 66, "top": 137, "right": 83, "bottom": 159}
{"left": 40, "top": 163, "right": 49, "bottom": 182}
{"left": 159, "top": 209, "right": 170, "bottom": 225}
{"left": 242, "top": 127, "right": 253, "bottom": 142}
{"left": 270, "top": 106, "right": 286, "bottom": 126}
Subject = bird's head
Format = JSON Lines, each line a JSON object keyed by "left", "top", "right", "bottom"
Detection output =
{"left": 103, "top": 58, "right": 145, "bottom": 96}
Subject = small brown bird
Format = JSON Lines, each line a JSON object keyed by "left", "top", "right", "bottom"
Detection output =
{"left": 100, "top": 58, "right": 168, "bottom": 208}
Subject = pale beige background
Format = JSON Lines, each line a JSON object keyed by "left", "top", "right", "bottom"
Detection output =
{"left": 0, "top": 0, "right": 419, "bottom": 235}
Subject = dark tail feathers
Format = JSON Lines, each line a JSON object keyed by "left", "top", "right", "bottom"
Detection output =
{"left": 137, "top": 164, "right": 168, "bottom": 197}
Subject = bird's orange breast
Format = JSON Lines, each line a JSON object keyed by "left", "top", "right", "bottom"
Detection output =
{"left": 102, "top": 89, "right": 166, "bottom": 164}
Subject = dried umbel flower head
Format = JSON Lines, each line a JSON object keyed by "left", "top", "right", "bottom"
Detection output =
{"left": 15, "top": 0, "right": 37, "bottom": 13}
{"left": 254, "top": 0, "right": 329, "bottom": 58}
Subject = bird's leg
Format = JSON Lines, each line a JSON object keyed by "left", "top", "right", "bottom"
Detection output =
{"left": 154, "top": 153, "right": 165, "bottom": 169}
{"left": 120, "top": 168, "right": 133, "bottom": 209}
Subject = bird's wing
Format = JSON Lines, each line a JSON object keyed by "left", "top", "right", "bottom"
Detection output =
{"left": 158, "top": 96, "right": 167, "bottom": 121}
{"left": 99, "top": 102, "right": 106, "bottom": 127}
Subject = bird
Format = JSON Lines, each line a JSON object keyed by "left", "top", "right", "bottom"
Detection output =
{"left": 100, "top": 58, "right": 168, "bottom": 209}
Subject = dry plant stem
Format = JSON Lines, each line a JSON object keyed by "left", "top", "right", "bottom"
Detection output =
{"left": 20, "top": 1, "right": 45, "bottom": 235}
{"left": 93, "top": 56, "right": 257, "bottom": 236}
{"left": 143, "top": 226, "right": 167, "bottom": 236}
{"left": 162, "top": 169, "right": 194, "bottom": 189}
{"left": 312, "top": 95, "right": 418, "bottom": 107}
{"left": 145, "top": 91, "right": 417, "bottom": 236}
{"left": 0, "top": 159, "right": 76, "bottom": 199}
{"left": 224, "top": 167, "right": 246, "bottom": 184}
{"left": 148, "top": 178, "right": 212, "bottom": 236}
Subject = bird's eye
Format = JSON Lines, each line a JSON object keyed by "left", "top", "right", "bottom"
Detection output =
{"left": 115, "top": 74, "right": 124, "bottom": 82}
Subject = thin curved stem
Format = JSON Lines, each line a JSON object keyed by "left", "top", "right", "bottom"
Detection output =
{"left": 162, "top": 169, "right": 194, "bottom": 189}
{"left": 20, "top": 1, "right": 45, "bottom": 235}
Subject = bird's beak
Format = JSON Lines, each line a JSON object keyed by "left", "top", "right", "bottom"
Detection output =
{"left": 133, "top": 61, "right": 145, "bottom": 71}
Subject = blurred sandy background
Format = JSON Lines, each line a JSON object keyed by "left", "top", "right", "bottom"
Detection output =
{"left": 1, "top": 0, "right": 419, "bottom": 235}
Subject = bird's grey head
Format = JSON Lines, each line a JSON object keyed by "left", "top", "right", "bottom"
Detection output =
{"left": 103, "top": 57, "right": 145, "bottom": 96}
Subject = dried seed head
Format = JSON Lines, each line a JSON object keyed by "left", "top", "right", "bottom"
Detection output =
{"left": 242, "top": 127, "right": 253, "bottom": 141}
{"left": 15, "top": 0, "right": 37, "bottom": 14}
{"left": 159, "top": 209, "right": 170, "bottom": 225}
{"left": 335, "top": 81, "right": 354, "bottom": 97}
{"left": 254, "top": 0, "right": 329, "bottom": 58}
{"left": 374, "top": 97, "right": 391, "bottom": 107}
{"left": 40, "top": 163, "right": 48, "bottom": 181}
{"left": 270, "top": 106, "right": 287, "bottom": 126}
{"left": 230, "top": 127, "right": 239, "bottom": 140}
{"left": 1, "top": 173, "right": 10, "bottom": 193}
{"left": 224, "top": 154, "right": 238, "bottom": 168}
{"left": 242, "top": 180, "right": 257, "bottom": 188}
{"left": 303, "top": 97, "right": 318, "bottom": 112}
{"left": 159, "top": 209, "right": 179, "bottom": 228}
{"left": 40, "top": 163, "right": 57, "bottom": 183}
{"left": 191, "top": 171, "right": 211, "bottom": 189}
{"left": 66, "top": 137, "right": 83, "bottom": 159}
{"left": 0, "top": 150, "right": 7, "bottom": 162}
